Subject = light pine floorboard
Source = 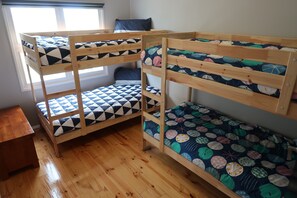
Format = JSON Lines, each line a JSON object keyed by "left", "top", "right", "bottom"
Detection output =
{"left": 0, "top": 118, "right": 227, "bottom": 198}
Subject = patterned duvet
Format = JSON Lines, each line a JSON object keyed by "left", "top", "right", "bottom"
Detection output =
{"left": 141, "top": 38, "right": 297, "bottom": 100}
{"left": 22, "top": 36, "right": 141, "bottom": 66}
{"left": 37, "top": 84, "right": 159, "bottom": 136}
{"left": 143, "top": 102, "right": 296, "bottom": 198}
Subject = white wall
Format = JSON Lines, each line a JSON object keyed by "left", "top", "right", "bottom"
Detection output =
{"left": 130, "top": 0, "right": 297, "bottom": 37}
{"left": 130, "top": 0, "right": 297, "bottom": 138}
{"left": 0, "top": 0, "right": 131, "bottom": 125}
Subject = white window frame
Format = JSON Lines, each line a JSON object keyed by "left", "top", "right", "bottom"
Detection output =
{"left": 2, "top": 5, "right": 107, "bottom": 92}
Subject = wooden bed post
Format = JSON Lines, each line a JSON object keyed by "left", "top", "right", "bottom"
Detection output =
{"left": 33, "top": 37, "right": 60, "bottom": 157}
{"left": 159, "top": 38, "right": 168, "bottom": 152}
{"left": 141, "top": 35, "right": 149, "bottom": 151}
{"left": 69, "top": 36, "right": 87, "bottom": 136}
{"left": 139, "top": 32, "right": 297, "bottom": 197}
{"left": 31, "top": 38, "right": 52, "bottom": 126}
{"left": 187, "top": 87, "right": 193, "bottom": 102}
{"left": 40, "top": 68, "right": 62, "bottom": 157}
{"left": 19, "top": 30, "right": 169, "bottom": 157}
{"left": 26, "top": 65, "right": 37, "bottom": 104}
{"left": 276, "top": 52, "right": 297, "bottom": 115}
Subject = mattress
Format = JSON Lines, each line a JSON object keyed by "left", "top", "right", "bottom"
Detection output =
{"left": 143, "top": 102, "right": 296, "bottom": 198}
{"left": 141, "top": 38, "right": 297, "bottom": 99}
{"left": 23, "top": 36, "right": 141, "bottom": 66}
{"left": 37, "top": 84, "right": 160, "bottom": 136}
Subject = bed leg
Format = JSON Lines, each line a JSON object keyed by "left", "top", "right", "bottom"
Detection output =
{"left": 142, "top": 139, "right": 151, "bottom": 151}
{"left": 53, "top": 143, "right": 61, "bottom": 158}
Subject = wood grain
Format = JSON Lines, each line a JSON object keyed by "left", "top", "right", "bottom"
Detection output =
{"left": 140, "top": 32, "right": 297, "bottom": 198}
{"left": 167, "top": 55, "right": 284, "bottom": 89}
{"left": 0, "top": 106, "right": 39, "bottom": 180}
{"left": 168, "top": 38, "right": 290, "bottom": 66}
{"left": 21, "top": 29, "right": 169, "bottom": 156}
{"left": 276, "top": 53, "right": 297, "bottom": 114}
{"left": 195, "top": 32, "right": 297, "bottom": 48}
{"left": 0, "top": 119, "right": 226, "bottom": 198}
{"left": 0, "top": 106, "right": 34, "bottom": 142}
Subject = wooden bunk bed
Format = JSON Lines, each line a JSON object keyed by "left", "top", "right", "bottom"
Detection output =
{"left": 141, "top": 32, "right": 297, "bottom": 197}
{"left": 21, "top": 29, "right": 166, "bottom": 157}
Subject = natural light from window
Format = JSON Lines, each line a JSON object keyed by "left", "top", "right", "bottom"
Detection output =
{"left": 11, "top": 7, "right": 65, "bottom": 83}
{"left": 11, "top": 8, "right": 58, "bottom": 33}
{"left": 5, "top": 6, "right": 104, "bottom": 89}
{"left": 63, "top": 8, "right": 100, "bottom": 30}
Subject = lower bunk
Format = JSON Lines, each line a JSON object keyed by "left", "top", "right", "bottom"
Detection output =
{"left": 37, "top": 84, "right": 160, "bottom": 156}
{"left": 143, "top": 102, "right": 296, "bottom": 198}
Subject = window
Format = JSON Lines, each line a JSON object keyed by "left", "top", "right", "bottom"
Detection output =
{"left": 2, "top": 3, "right": 106, "bottom": 91}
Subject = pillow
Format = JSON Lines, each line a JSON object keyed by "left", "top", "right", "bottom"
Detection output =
{"left": 114, "top": 67, "right": 141, "bottom": 85}
{"left": 114, "top": 18, "right": 152, "bottom": 33}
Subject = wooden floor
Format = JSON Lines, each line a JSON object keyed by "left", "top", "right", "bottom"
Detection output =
{"left": 0, "top": 118, "right": 226, "bottom": 198}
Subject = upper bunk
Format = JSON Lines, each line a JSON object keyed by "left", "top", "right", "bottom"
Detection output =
{"left": 141, "top": 32, "right": 297, "bottom": 121}
{"left": 20, "top": 29, "right": 168, "bottom": 75}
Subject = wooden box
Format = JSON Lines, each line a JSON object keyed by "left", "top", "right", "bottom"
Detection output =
{"left": 0, "top": 106, "right": 39, "bottom": 180}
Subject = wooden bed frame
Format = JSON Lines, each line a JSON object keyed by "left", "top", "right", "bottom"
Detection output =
{"left": 141, "top": 32, "right": 297, "bottom": 197}
{"left": 20, "top": 29, "right": 167, "bottom": 157}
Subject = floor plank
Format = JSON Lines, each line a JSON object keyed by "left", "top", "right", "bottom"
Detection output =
{"left": 0, "top": 118, "right": 227, "bottom": 198}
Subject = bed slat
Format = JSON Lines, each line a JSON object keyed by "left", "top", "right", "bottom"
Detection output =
{"left": 23, "top": 46, "right": 37, "bottom": 59}
{"left": 78, "top": 54, "right": 140, "bottom": 69}
{"left": 70, "top": 30, "right": 168, "bottom": 43}
{"left": 195, "top": 32, "right": 297, "bottom": 48}
{"left": 41, "top": 63, "right": 72, "bottom": 75}
{"left": 143, "top": 111, "right": 160, "bottom": 125}
{"left": 51, "top": 110, "right": 80, "bottom": 121}
{"left": 167, "top": 55, "right": 284, "bottom": 89}
{"left": 24, "top": 56, "right": 40, "bottom": 74}
{"left": 142, "top": 32, "right": 195, "bottom": 49}
{"left": 142, "top": 90, "right": 162, "bottom": 102}
{"left": 20, "top": 33, "right": 36, "bottom": 45}
{"left": 26, "top": 29, "right": 113, "bottom": 37}
{"left": 142, "top": 64, "right": 162, "bottom": 77}
{"left": 166, "top": 70, "right": 279, "bottom": 114}
{"left": 47, "top": 89, "right": 77, "bottom": 100}
{"left": 168, "top": 38, "right": 290, "bottom": 66}
{"left": 75, "top": 43, "right": 141, "bottom": 56}
{"left": 71, "top": 32, "right": 143, "bottom": 43}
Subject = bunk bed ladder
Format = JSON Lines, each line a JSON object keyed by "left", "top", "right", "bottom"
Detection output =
{"left": 141, "top": 38, "right": 167, "bottom": 152}
{"left": 22, "top": 34, "right": 87, "bottom": 157}
{"left": 141, "top": 68, "right": 159, "bottom": 150}
{"left": 21, "top": 36, "right": 62, "bottom": 156}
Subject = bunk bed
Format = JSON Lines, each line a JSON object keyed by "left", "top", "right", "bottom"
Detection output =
{"left": 140, "top": 32, "right": 297, "bottom": 197}
{"left": 21, "top": 29, "right": 166, "bottom": 157}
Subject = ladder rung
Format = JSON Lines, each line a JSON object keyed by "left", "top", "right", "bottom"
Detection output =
{"left": 147, "top": 106, "right": 160, "bottom": 112}
{"left": 47, "top": 89, "right": 77, "bottom": 100}
{"left": 142, "top": 90, "right": 162, "bottom": 102}
{"left": 143, "top": 111, "right": 160, "bottom": 125}
{"left": 142, "top": 64, "right": 162, "bottom": 77}
{"left": 51, "top": 110, "right": 80, "bottom": 121}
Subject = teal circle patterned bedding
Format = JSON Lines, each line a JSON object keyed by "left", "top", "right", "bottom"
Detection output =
{"left": 141, "top": 38, "right": 297, "bottom": 101}
{"left": 143, "top": 102, "right": 296, "bottom": 198}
